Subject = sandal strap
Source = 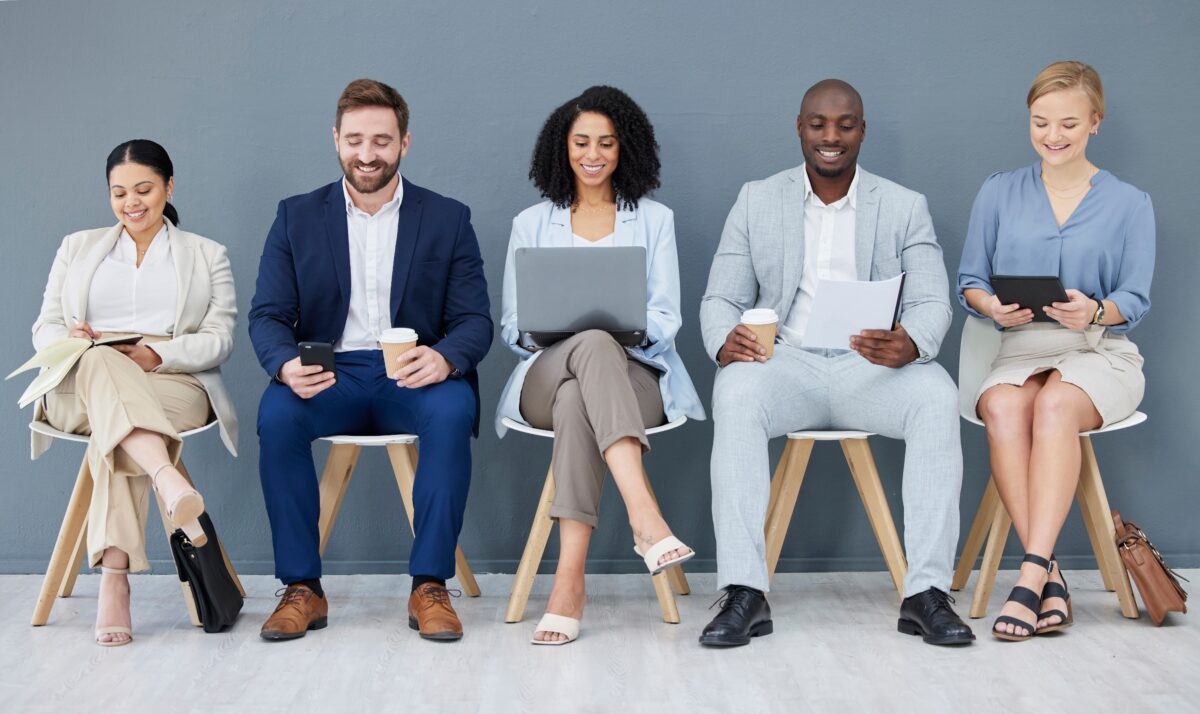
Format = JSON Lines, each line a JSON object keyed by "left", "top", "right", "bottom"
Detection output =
{"left": 100, "top": 566, "right": 129, "bottom": 575}
{"left": 992, "top": 615, "right": 1036, "bottom": 635}
{"left": 1022, "top": 553, "right": 1052, "bottom": 570}
{"left": 1038, "top": 608, "right": 1070, "bottom": 624}
{"left": 95, "top": 626, "right": 132, "bottom": 635}
{"left": 1005, "top": 584, "right": 1042, "bottom": 611}
{"left": 533, "top": 613, "right": 580, "bottom": 640}
{"left": 1041, "top": 580, "right": 1070, "bottom": 602}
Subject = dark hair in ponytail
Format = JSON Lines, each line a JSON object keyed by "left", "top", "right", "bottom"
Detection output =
{"left": 106, "top": 139, "right": 180, "bottom": 226}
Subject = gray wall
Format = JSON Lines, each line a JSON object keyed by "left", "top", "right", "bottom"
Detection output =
{"left": 2, "top": 0, "right": 1196, "bottom": 577}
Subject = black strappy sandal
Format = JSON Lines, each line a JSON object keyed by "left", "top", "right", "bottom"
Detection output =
{"left": 992, "top": 553, "right": 1052, "bottom": 642}
{"left": 1037, "top": 556, "right": 1073, "bottom": 634}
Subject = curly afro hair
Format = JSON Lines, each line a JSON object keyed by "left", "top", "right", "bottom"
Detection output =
{"left": 529, "top": 86, "right": 661, "bottom": 210}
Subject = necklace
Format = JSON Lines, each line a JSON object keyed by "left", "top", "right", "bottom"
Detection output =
{"left": 1042, "top": 167, "right": 1097, "bottom": 198}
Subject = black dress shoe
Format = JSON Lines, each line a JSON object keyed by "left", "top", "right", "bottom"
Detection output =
{"left": 699, "top": 585, "right": 773, "bottom": 647}
{"left": 898, "top": 587, "right": 975, "bottom": 646}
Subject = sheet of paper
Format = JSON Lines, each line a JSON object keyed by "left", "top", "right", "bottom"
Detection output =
{"left": 801, "top": 274, "right": 905, "bottom": 350}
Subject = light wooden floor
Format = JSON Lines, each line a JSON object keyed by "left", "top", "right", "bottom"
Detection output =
{"left": 3, "top": 570, "right": 1196, "bottom": 713}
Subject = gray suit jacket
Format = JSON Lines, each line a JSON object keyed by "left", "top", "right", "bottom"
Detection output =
{"left": 30, "top": 221, "right": 239, "bottom": 457}
{"left": 700, "top": 165, "right": 952, "bottom": 363}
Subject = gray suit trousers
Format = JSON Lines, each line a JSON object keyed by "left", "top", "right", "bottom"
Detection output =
{"left": 711, "top": 343, "right": 962, "bottom": 596}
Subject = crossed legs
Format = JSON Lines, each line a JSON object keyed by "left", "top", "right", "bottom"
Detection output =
{"left": 978, "top": 370, "right": 1102, "bottom": 636}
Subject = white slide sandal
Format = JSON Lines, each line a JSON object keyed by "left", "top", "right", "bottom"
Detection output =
{"left": 531, "top": 612, "right": 580, "bottom": 645}
{"left": 634, "top": 535, "right": 695, "bottom": 576}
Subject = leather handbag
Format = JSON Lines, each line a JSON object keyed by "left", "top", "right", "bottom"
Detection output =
{"left": 1112, "top": 511, "right": 1188, "bottom": 625}
{"left": 169, "top": 512, "right": 243, "bottom": 633}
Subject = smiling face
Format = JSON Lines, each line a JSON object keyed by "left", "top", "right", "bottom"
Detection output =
{"left": 108, "top": 162, "right": 173, "bottom": 236}
{"left": 334, "top": 105, "right": 409, "bottom": 194}
{"left": 567, "top": 111, "right": 619, "bottom": 193}
{"left": 797, "top": 86, "right": 865, "bottom": 178}
{"left": 1029, "top": 88, "right": 1100, "bottom": 168}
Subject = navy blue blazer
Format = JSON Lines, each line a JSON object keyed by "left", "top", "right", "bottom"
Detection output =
{"left": 248, "top": 178, "right": 493, "bottom": 432}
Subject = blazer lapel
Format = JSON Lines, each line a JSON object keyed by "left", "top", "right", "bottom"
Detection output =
{"left": 547, "top": 203, "right": 572, "bottom": 246}
{"left": 73, "top": 224, "right": 123, "bottom": 322}
{"left": 778, "top": 168, "right": 806, "bottom": 318}
{"left": 613, "top": 204, "right": 637, "bottom": 247}
{"left": 324, "top": 182, "right": 352, "bottom": 309}
{"left": 854, "top": 172, "right": 880, "bottom": 280}
{"left": 389, "top": 178, "right": 422, "bottom": 319}
{"left": 167, "top": 220, "right": 194, "bottom": 335}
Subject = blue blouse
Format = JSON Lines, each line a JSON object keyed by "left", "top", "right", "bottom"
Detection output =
{"left": 957, "top": 164, "right": 1155, "bottom": 333}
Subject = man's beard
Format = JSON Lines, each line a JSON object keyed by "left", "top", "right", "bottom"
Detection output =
{"left": 341, "top": 157, "right": 400, "bottom": 194}
{"left": 809, "top": 159, "right": 851, "bottom": 178}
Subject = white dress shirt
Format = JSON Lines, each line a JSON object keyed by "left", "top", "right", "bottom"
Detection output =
{"left": 335, "top": 177, "right": 403, "bottom": 352}
{"left": 87, "top": 224, "right": 177, "bottom": 335}
{"left": 780, "top": 165, "right": 860, "bottom": 346}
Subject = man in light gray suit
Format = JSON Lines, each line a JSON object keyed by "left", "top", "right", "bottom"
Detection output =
{"left": 698, "top": 80, "right": 974, "bottom": 648}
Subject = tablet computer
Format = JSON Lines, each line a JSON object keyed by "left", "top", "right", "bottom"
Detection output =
{"left": 990, "top": 275, "right": 1068, "bottom": 323}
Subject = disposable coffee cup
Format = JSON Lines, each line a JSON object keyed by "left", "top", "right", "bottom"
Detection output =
{"left": 740, "top": 308, "right": 778, "bottom": 359}
{"left": 380, "top": 327, "right": 418, "bottom": 375}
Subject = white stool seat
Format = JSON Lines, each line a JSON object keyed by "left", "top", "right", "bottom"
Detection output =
{"left": 785, "top": 429, "right": 873, "bottom": 441}
{"left": 500, "top": 416, "right": 687, "bottom": 439}
{"left": 319, "top": 433, "right": 417, "bottom": 446}
{"left": 30, "top": 419, "right": 217, "bottom": 444}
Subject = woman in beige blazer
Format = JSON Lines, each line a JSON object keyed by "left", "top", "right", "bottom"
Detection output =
{"left": 31, "top": 140, "right": 238, "bottom": 646}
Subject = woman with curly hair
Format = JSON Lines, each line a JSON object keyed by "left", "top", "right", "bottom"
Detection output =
{"left": 497, "top": 86, "right": 705, "bottom": 644}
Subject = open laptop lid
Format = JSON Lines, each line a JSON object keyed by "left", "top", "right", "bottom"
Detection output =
{"left": 516, "top": 246, "right": 647, "bottom": 346}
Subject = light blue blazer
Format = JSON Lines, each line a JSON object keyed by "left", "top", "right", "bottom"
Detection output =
{"left": 495, "top": 198, "right": 705, "bottom": 437}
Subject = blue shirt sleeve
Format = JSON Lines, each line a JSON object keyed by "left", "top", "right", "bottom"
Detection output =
{"left": 1103, "top": 192, "right": 1155, "bottom": 333}
{"left": 956, "top": 173, "right": 1004, "bottom": 318}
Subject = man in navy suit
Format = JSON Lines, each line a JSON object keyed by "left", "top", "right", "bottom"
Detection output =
{"left": 249, "top": 79, "right": 492, "bottom": 642}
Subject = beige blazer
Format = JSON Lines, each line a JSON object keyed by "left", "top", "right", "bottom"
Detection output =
{"left": 30, "top": 220, "right": 239, "bottom": 457}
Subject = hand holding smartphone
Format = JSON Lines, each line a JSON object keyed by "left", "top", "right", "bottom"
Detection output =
{"left": 298, "top": 341, "right": 337, "bottom": 378}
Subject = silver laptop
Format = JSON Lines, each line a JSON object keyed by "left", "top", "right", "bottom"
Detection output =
{"left": 516, "top": 246, "right": 647, "bottom": 348}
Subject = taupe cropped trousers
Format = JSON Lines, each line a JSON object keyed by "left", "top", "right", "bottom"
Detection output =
{"left": 519, "top": 330, "right": 665, "bottom": 527}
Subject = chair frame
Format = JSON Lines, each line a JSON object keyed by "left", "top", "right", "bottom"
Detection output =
{"left": 30, "top": 420, "right": 244, "bottom": 627}
{"left": 501, "top": 417, "right": 690, "bottom": 624}
{"left": 314, "top": 434, "right": 479, "bottom": 597}
{"left": 764, "top": 430, "right": 908, "bottom": 598}
{"left": 950, "top": 316, "right": 1142, "bottom": 619}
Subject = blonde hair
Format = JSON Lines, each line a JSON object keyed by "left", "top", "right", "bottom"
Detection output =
{"left": 1027, "top": 61, "right": 1105, "bottom": 119}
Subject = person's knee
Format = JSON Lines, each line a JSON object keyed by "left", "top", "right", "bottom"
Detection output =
{"left": 550, "top": 381, "right": 588, "bottom": 424}
{"left": 1032, "top": 384, "right": 1082, "bottom": 432}
{"left": 712, "top": 363, "right": 768, "bottom": 420}
{"left": 572, "top": 329, "right": 624, "bottom": 363}
{"left": 418, "top": 385, "right": 475, "bottom": 436}
{"left": 906, "top": 371, "right": 958, "bottom": 425}
{"left": 978, "top": 387, "right": 1030, "bottom": 434}
{"left": 76, "top": 345, "right": 124, "bottom": 373}
{"left": 256, "top": 386, "right": 310, "bottom": 441}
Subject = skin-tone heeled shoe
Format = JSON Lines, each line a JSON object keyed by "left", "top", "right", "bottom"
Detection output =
{"left": 149, "top": 463, "right": 207, "bottom": 546}
{"left": 95, "top": 567, "right": 132, "bottom": 647}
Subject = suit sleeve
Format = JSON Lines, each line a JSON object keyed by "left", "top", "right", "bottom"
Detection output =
{"left": 31, "top": 235, "right": 73, "bottom": 351}
{"left": 248, "top": 201, "right": 302, "bottom": 379}
{"left": 700, "top": 183, "right": 758, "bottom": 362}
{"left": 150, "top": 243, "right": 237, "bottom": 373}
{"left": 431, "top": 205, "right": 494, "bottom": 373}
{"left": 897, "top": 193, "right": 952, "bottom": 361}
{"left": 640, "top": 207, "right": 682, "bottom": 359}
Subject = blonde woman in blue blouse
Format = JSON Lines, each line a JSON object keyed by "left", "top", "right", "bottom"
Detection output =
{"left": 958, "top": 61, "right": 1155, "bottom": 641}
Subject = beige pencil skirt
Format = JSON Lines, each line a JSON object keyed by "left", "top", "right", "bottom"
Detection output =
{"left": 42, "top": 339, "right": 212, "bottom": 572}
{"left": 974, "top": 323, "right": 1145, "bottom": 428}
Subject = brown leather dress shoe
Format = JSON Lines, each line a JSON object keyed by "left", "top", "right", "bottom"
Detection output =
{"left": 408, "top": 583, "right": 463, "bottom": 641}
{"left": 260, "top": 584, "right": 329, "bottom": 641}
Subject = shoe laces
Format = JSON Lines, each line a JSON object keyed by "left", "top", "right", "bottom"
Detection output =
{"left": 417, "top": 584, "right": 461, "bottom": 604}
{"left": 708, "top": 586, "right": 752, "bottom": 612}
{"left": 926, "top": 587, "right": 955, "bottom": 609}
{"left": 275, "top": 586, "right": 314, "bottom": 608}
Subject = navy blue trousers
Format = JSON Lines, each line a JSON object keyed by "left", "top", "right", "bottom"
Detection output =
{"left": 257, "top": 350, "right": 475, "bottom": 583}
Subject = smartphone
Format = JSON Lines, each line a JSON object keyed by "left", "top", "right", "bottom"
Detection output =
{"left": 298, "top": 341, "right": 337, "bottom": 377}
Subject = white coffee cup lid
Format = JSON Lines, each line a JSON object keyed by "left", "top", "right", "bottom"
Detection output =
{"left": 741, "top": 308, "right": 778, "bottom": 325}
{"left": 380, "top": 327, "right": 418, "bottom": 343}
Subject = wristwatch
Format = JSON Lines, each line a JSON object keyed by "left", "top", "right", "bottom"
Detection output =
{"left": 1090, "top": 300, "right": 1106, "bottom": 325}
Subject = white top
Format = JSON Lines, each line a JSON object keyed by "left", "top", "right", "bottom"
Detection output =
{"left": 86, "top": 224, "right": 177, "bottom": 335}
{"left": 571, "top": 233, "right": 614, "bottom": 247}
{"left": 780, "top": 166, "right": 860, "bottom": 345}
{"left": 336, "top": 177, "right": 403, "bottom": 352}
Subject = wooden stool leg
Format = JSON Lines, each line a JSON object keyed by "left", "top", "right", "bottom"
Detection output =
{"left": 154, "top": 489, "right": 201, "bottom": 627}
{"left": 841, "top": 438, "right": 907, "bottom": 599}
{"left": 969, "top": 503, "right": 1011, "bottom": 619}
{"left": 1074, "top": 456, "right": 1117, "bottom": 592}
{"left": 33, "top": 459, "right": 93, "bottom": 626}
{"left": 174, "top": 461, "right": 245, "bottom": 597}
{"left": 386, "top": 444, "right": 481, "bottom": 597}
{"left": 639, "top": 468, "right": 689, "bottom": 596}
{"left": 652, "top": 570, "right": 681, "bottom": 624}
{"left": 765, "top": 439, "right": 814, "bottom": 582}
{"left": 317, "top": 443, "right": 361, "bottom": 556}
{"left": 58, "top": 522, "right": 89, "bottom": 598}
{"left": 953, "top": 478, "right": 1000, "bottom": 591}
{"left": 505, "top": 467, "right": 557, "bottom": 623}
{"left": 1076, "top": 437, "right": 1139, "bottom": 619}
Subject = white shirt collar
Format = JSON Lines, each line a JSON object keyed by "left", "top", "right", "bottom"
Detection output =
{"left": 802, "top": 164, "right": 859, "bottom": 210}
{"left": 116, "top": 223, "right": 169, "bottom": 264}
{"left": 342, "top": 175, "right": 404, "bottom": 217}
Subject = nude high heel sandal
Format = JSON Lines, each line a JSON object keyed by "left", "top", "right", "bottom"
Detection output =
{"left": 149, "top": 463, "right": 207, "bottom": 546}
{"left": 95, "top": 567, "right": 133, "bottom": 647}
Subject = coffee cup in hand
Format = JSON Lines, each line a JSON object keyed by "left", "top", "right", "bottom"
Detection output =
{"left": 380, "top": 328, "right": 418, "bottom": 377}
{"left": 740, "top": 308, "right": 778, "bottom": 359}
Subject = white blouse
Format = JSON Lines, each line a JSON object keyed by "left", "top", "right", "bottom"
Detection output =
{"left": 571, "top": 233, "right": 615, "bottom": 247}
{"left": 86, "top": 224, "right": 177, "bottom": 335}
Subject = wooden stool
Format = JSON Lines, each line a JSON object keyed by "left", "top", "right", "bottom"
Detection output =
{"left": 765, "top": 430, "right": 908, "bottom": 598}
{"left": 950, "top": 316, "right": 1142, "bottom": 619}
{"left": 30, "top": 420, "right": 244, "bottom": 627}
{"left": 315, "top": 434, "right": 479, "bottom": 597}
{"left": 501, "top": 416, "right": 691, "bottom": 624}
